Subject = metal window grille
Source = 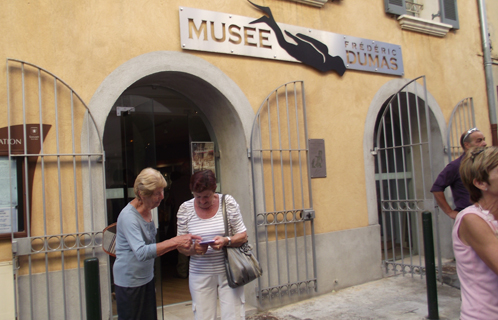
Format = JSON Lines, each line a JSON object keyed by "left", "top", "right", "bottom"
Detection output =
{"left": 446, "top": 97, "right": 475, "bottom": 162}
{"left": 250, "top": 81, "right": 317, "bottom": 306}
{"left": 6, "top": 59, "right": 109, "bottom": 320}
{"left": 373, "top": 76, "right": 441, "bottom": 279}
{"left": 406, "top": 1, "right": 423, "bottom": 16}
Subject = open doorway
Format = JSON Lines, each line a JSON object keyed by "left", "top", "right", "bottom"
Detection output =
{"left": 103, "top": 84, "right": 217, "bottom": 311}
{"left": 374, "top": 94, "right": 421, "bottom": 262}
{"left": 372, "top": 77, "right": 443, "bottom": 277}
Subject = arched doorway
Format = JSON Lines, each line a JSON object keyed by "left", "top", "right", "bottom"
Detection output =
{"left": 88, "top": 51, "right": 258, "bottom": 314}
{"left": 363, "top": 77, "right": 454, "bottom": 277}
{"left": 103, "top": 85, "right": 218, "bottom": 309}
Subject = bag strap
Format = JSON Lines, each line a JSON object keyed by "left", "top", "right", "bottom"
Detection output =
{"left": 221, "top": 194, "right": 230, "bottom": 237}
{"left": 102, "top": 222, "right": 117, "bottom": 257}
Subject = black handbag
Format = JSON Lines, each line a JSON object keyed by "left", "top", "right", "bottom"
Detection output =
{"left": 221, "top": 194, "right": 262, "bottom": 288}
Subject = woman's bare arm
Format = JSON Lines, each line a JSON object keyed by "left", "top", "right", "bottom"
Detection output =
{"left": 460, "top": 214, "right": 498, "bottom": 275}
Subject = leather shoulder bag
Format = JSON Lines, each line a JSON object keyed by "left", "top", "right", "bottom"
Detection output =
{"left": 222, "top": 194, "right": 262, "bottom": 288}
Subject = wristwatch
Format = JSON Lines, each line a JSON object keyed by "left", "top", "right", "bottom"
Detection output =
{"left": 226, "top": 237, "right": 231, "bottom": 247}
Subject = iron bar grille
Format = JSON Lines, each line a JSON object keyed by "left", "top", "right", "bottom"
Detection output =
{"left": 250, "top": 81, "right": 317, "bottom": 305}
{"left": 6, "top": 59, "right": 109, "bottom": 320}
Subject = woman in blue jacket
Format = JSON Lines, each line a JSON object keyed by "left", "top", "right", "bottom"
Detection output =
{"left": 113, "top": 167, "right": 201, "bottom": 320}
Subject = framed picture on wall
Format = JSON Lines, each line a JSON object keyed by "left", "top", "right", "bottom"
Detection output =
{"left": 191, "top": 142, "right": 216, "bottom": 175}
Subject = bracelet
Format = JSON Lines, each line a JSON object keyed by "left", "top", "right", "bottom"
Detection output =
{"left": 226, "top": 237, "right": 231, "bottom": 247}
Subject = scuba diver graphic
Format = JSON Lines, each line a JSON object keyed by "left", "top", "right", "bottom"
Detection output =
{"left": 248, "top": 0, "right": 346, "bottom": 76}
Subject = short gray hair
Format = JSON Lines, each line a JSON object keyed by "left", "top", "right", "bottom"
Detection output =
{"left": 134, "top": 168, "right": 167, "bottom": 200}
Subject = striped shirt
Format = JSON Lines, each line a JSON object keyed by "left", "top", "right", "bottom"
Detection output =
{"left": 177, "top": 194, "right": 247, "bottom": 274}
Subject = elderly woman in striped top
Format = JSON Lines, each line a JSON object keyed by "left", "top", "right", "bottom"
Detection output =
{"left": 177, "top": 169, "right": 248, "bottom": 320}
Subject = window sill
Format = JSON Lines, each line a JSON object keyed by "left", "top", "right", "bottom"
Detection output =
{"left": 287, "top": 0, "right": 328, "bottom": 7}
{"left": 397, "top": 15, "right": 453, "bottom": 37}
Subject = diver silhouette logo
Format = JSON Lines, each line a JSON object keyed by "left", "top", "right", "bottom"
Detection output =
{"left": 312, "top": 150, "right": 323, "bottom": 168}
{"left": 248, "top": 0, "right": 346, "bottom": 76}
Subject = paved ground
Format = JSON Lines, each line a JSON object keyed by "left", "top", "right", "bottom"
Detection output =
{"left": 159, "top": 261, "right": 461, "bottom": 320}
{"left": 246, "top": 274, "right": 461, "bottom": 320}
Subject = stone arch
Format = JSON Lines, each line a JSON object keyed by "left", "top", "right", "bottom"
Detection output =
{"left": 87, "top": 50, "right": 256, "bottom": 243}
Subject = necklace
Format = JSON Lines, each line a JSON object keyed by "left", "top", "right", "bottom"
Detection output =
{"left": 477, "top": 203, "right": 498, "bottom": 235}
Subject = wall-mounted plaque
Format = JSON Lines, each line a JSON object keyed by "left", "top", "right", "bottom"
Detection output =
{"left": 309, "top": 139, "right": 326, "bottom": 178}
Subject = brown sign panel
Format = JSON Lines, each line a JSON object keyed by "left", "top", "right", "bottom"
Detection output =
{"left": 0, "top": 124, "right": 50, "bottom": 238}
{"left": 0, "top": 124, "right": 51, "bottom": 155}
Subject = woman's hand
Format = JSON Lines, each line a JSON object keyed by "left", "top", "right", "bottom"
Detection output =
{"left": 157, "top": 234, "right": 201, "bottom": 257}
{"left": 194, "top": 241, "right": 209, "bottom": 255}
{"left": 209, "top": 232, "right": 248, "bottom": 250}
{"left": 210, "top": 236, "right": 229, "bottom": 250}
{"left": 175, "top": 234, "right": 202, "bottom": 251}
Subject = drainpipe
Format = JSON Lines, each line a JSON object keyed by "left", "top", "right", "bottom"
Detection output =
{"left": 477, "top": 0, "right": 498, "bottom": 145}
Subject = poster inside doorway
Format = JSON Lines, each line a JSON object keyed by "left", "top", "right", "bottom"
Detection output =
{"left": 191, "top": 142, "right": 216, "bottom": 175}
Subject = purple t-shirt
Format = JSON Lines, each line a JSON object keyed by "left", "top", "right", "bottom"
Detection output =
{"left": 430, "top": 154, "right": 472, "bottom": 211}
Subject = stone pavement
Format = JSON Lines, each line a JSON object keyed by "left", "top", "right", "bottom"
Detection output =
{"left": 158, "top": 261, "right": 461, "bottom": 320}
{"left": 246, "top": 274, "right": 462, "bottom": 320}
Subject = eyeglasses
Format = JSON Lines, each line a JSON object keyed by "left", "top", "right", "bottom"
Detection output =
{"left": 463, "top": 127, "right": 479, "bottom": 142}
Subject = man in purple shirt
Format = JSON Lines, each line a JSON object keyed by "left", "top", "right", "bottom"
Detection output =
{"left": 431, "top": 128, "right": 487, "bottom": 219}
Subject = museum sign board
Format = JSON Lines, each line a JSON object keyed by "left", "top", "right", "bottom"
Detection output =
{"left": 180, "top": 6, "right": 404, "bottom": 76}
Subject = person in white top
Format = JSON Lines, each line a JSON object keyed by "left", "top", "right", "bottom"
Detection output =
{"left": 454, "top": 146, "right": 498, "bottom": 319}
{"left": 177, "top": 169, "right": 248, "bottom": 320}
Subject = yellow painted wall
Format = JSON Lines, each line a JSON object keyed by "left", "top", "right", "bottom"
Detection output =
{"left": 0, "top": 261, "right": 15, "bottom": 319}
{"left": 0, "top": 0, "right": 490, "bottom": 257}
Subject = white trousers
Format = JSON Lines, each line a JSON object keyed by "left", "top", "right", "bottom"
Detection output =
{"left": 189, "top": 272, "right": 245, "bottom": 320}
